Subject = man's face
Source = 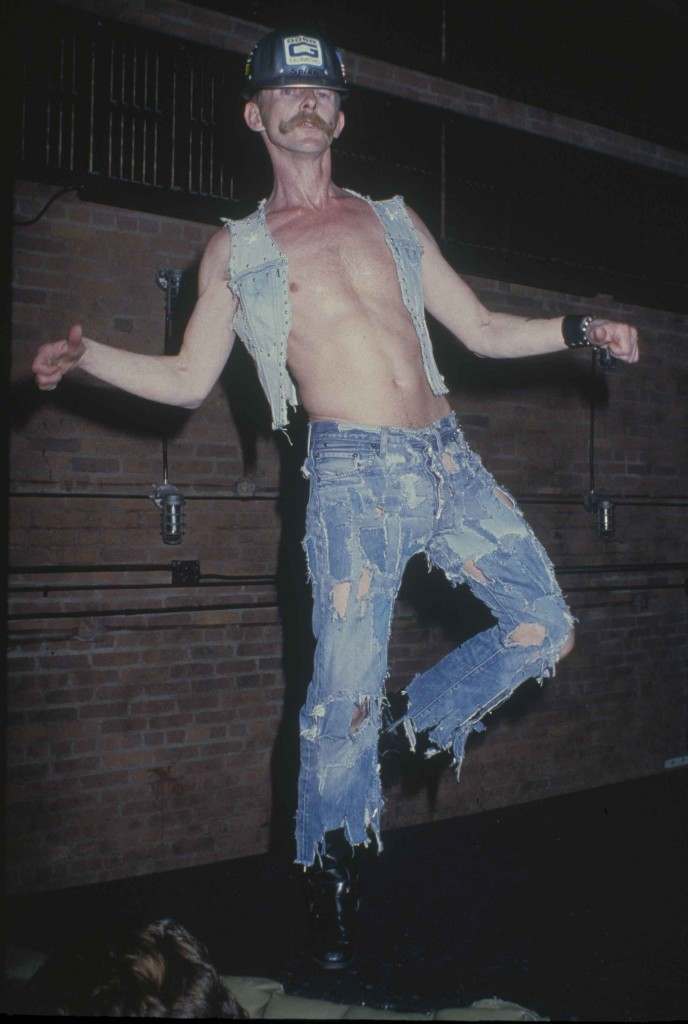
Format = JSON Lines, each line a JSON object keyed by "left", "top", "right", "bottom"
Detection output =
{"left": 244, "top": 86, "right": 345, "bottom": 154}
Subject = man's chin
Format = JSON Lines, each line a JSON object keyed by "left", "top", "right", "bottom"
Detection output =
{"left": 278, "top": 132, "right": 333, "bottom": 153}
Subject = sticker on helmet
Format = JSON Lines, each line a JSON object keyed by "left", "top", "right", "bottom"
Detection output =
{"left": 283, "top": 35, "right": 323, "bottom": 67}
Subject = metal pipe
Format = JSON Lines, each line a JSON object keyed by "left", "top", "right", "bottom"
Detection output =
{"left": 11, "top": 491, "right": 687, "bottom": 505}
{"left": 518, "top": 497, "right": 688, "bottom": 507}
{"left": 8, "top": 600, "right": 280, "bottom": 621}
{"left": 565, "top": 582, "right": 687, "bottom": 593}
{"left": 9, "top": 581, "right": 276, "bottom": 594}
{"left": 10, "top": 562, "right": 688, "bottom": 578}
{"left": 153, "top": 269, "right": 184, "bottom": 539}
{"left": 7, "top": 578, "right": 685, "bottom": 622}
{"left": 9, "top": 491, "right": 280, "bottom": 500}
{"left": 555, "top": 562, "right": 688, "bottom": 575}
{"left": 11, "top": 562, "right": 173, "bottom": 574}
{"left": 589, "top": 347, "right": 597, "bottom": 498}
{"left": 439, "top": 2, "right": 446, "bottom": 240}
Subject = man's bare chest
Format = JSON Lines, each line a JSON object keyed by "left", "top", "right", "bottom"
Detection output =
{"left": 268, "top": 209, "right": 400, "bottom": 306}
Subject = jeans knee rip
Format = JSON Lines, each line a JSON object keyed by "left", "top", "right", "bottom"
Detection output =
{"left": 329, "top": 564, "right": 375, "bottom": 621}
{"left": 331, "top": 580, "right": 351, "bottom": 620}
{"left": 301, "top": 693, "right": 381, "bottom": 745}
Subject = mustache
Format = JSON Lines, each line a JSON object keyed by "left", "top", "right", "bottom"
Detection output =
{"left": 279, "top": 112, "right": 335, "bottom": 139}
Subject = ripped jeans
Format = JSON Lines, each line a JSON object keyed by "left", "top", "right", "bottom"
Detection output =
{"left": 295, "top": 413, "right": 573, "bottom": 867}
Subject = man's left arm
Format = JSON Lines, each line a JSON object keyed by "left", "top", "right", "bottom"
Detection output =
{"left": 408, "top": 209, "right": 639, "bottom": 364}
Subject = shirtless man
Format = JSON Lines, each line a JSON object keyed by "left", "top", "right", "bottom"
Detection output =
{"left": 33, "top": 29, "right": 639, "bottom": 969}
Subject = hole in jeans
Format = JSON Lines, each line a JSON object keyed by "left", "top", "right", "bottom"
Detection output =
{"left": 351, "top": 696, "right": 370, "bottom": 732}
{"left": 331, "top": 580, "right": 351, "bottom": 620}
{"left": 507, "top": 622, "right": 546, "bottom": 647}
{"left": 464, "top": 559, "right": 489, "bottom": 585}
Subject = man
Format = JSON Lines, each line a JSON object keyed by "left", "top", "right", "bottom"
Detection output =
{"left": 33, "top": 28, "right": 639, "bottom": 970}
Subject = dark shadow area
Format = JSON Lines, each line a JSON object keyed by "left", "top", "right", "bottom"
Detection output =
{"left": 221, "top": 342, "right": 274, "bottom": 474}
{"left": 388, "top": 556, "right": 546, "bottom": 807}
{"left": 398, "top": 554, "right": 495, "bottom": 644}
{"left": 389, "top": 556, "right": 495, "bottom": 809}
{"left": 267, "top": 411, "right": 313, "bottom": 860}
{"left": 9, "top": 374, "right": 194, "bottom": 441}
{"left": 430, "top": 319, "right": 611, "bottom": 409}
{"left": 4, "top": 769, "right": 688, "bottom": 1021}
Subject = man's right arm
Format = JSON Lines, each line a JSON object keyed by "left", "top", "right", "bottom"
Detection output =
{"left": 32, "top": 228, "right": 236, "bottom": 409}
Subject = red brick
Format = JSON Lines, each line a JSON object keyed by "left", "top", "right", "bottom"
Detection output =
{"left": 79, "top": 702, "right": 130, "bottom": 720}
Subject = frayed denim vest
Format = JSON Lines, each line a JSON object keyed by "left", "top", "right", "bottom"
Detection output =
{"left": 222, "top": 189, "right": 448, "bottom": 431}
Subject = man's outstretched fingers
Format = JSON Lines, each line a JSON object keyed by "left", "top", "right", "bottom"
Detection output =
{"left": 67, "top": 323, "right": 83, "bottom": 352}
{"left": 33, "top": 324, "right": 85, "bottom": 390}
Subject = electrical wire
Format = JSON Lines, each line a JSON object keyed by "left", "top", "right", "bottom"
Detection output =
{"left": 12, "top": 186, "right": 82, "bottom": 227}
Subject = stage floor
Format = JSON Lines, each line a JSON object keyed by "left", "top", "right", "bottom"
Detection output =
{"left": 4, "top": 768, "right": 688, "bottom": 1020}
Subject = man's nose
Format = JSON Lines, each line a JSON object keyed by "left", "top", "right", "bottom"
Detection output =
{"left": 298, "top": 88, "right": 318, "bottom": 109}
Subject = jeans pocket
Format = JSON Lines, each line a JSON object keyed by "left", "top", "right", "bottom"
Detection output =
{"left": 313, "top": 444, "right": 376, "bottom": 483}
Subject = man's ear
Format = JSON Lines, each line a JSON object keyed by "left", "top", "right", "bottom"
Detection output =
{"left": 333, "top": 108, "right": 345, "bottom": 140}
{"left": 244, "top": 99, "right": 266, "bottom": 133}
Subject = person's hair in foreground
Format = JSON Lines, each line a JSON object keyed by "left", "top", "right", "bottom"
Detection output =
{"left": 20, "top": 917, "right": 247, "bottom": 1018}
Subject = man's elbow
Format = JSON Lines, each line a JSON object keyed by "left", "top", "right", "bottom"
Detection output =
{"left": 447, "top": 314, "right": 495, "bottom": 359}
{"left": 456, "top": 330, "right": 491, "bottom": 359}
{"left": 173, "top": 357, "right": 209, "bottom": 409}
{"left": 181, "top": 397, "right": 202, "bottom": 410}
{"left": 181, "top": 386, "right": 208, "bottom": 410}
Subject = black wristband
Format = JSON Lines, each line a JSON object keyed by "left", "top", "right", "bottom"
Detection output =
{"left": 562, "top": 315, "right": 595, "bottom": 349}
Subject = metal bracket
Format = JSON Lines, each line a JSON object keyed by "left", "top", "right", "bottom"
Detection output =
{"left": 171, "top": 560, "right": 200, "bottom": 586}
{"left": 156, "top": 268, "right": 183, "bottom": 299}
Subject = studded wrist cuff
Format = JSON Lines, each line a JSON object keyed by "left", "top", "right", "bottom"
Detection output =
{"left": 562, "top": 315, "right": 595, "bottom": 349}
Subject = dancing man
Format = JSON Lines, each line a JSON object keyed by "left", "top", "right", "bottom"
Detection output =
{"left": 33, "top": 28, "right": 639, "bottom": 969}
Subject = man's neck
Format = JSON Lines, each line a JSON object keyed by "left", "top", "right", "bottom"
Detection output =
{"left": 265, "top": 150, "right": 343, "bottom": 214}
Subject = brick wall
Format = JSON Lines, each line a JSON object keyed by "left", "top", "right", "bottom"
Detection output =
{"left": 7, "top": 4, "right": 688, "bottom": 893}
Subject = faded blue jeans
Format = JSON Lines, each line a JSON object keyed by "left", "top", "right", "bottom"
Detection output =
{"left": 295, "top": 414, "right": 573, "bottom": 867}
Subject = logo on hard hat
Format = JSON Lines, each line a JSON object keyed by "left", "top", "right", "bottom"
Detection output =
{"left": 283, "top": 35, "right": 324, "bottom": 67}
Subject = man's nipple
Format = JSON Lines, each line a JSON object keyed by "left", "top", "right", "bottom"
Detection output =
{"left": 290, "top": 281, "right": 299, "bottom": 293}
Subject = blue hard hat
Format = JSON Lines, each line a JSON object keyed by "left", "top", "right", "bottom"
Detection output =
{"left": 242, "top": 28, "right": 349, "bottom": 99}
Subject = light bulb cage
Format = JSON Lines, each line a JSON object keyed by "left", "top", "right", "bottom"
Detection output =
{"left": 584, "top": 491, "right": 615, "bottom": 539}
{"left": 150, "top": 483, "right": 186, "bottom": 545}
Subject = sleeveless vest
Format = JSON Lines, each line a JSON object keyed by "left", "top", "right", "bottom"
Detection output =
{"left": 222, "top": 189, "right": 448, "bottom": 431}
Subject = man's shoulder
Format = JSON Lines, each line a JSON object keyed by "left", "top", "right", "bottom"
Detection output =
{"left": 343, "top": 191, "right": 415, "bottom": 234}
{"left": 206, "top": 225, "right": 231, "bottom": 252}
{"left": 220, "top": 200, "right": 265, "bottom": 231}
{"left": 365, "top": 194, "right": 419, "bottom": 235}
{"left": 343, "top": 187, "right": 405, "bottom": 211}
{"left": 201, "top": 227, "right": 231, "bottom": 276}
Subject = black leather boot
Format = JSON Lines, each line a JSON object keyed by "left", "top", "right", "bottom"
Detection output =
{"left": 305, "top": 828, "right": 359, "bottom": 970}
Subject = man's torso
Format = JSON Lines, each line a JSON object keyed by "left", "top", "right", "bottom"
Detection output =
{"left": 266, "top": 193, "right": 449, "bottom": 427}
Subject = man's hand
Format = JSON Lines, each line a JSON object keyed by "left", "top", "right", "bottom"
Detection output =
{"left": 588, "top": 319, "right": 639, "bottom": 364}
{"left": 32, "top": 323, "right": 87, "bottom": 390}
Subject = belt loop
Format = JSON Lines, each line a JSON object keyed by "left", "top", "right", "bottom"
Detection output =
{"left": 433, "top": 422, "right": 442, "bottom": 452}
{"left": 379, "top": 428, "right": 388, "bottom": 459}
{"left": 306, "top": 421, "right": 313, "bottom": 455}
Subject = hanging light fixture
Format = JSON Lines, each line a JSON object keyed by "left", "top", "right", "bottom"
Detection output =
{"left": 597, "top": 497, "right": 615, "bottom": 538}
{"left": 584, "top": 492, "right": 615, "bottom": 540}
{"left": 150, "top": 482, "right": 186, "bottom": 545}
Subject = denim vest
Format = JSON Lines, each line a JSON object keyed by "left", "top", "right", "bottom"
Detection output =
{"left": 222, "top": 189, "right": 448, "bottom": 431}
